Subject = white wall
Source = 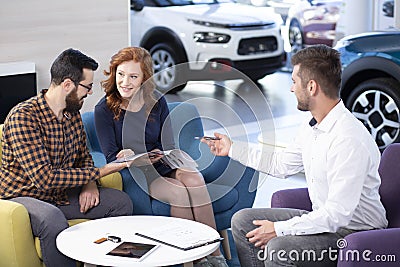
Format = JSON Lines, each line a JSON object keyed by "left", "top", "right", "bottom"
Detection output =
{"left": 395, "top": 0, "right": 400, "bottom": 28}
{"left": 0, "top": 0, "right": 130, "bottom": 112}
{"left": 335, "top": 0, "right": 374, "bottom": 42}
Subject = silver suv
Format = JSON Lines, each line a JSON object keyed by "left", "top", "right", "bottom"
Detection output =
{"left": 131, "top": 0, "right": 285, "bottom": 93}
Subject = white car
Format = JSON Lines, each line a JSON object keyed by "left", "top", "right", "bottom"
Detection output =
{"left": 130, "top": 0, "right": 285, "bottom": 93}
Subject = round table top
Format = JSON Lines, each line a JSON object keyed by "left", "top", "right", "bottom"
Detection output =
{"left": 56, "top": 215, "right": 221, "bottom": 267}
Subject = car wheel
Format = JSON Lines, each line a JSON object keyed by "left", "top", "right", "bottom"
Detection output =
{"left": 345, "top": 78, "right": 400, "bottom": 150}
{"left": 150, "top": 43, "right": 187, "bottom": 94}
{"left": 288, "top": 19, "right": 303, "bottom": 54}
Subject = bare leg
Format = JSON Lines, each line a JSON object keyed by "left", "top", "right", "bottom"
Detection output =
{"left": 149, "top": 177, "right": 194, "bottom": 220}
{"left": 174, "top": 169, "right": 222, "bottom": 256}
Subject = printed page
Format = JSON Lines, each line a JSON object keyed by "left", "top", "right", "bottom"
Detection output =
{"left": 112, "top": 152, "right": 153, "bottom": 166}
{"left": 161, "top": 149, "right": 198, "bottom": 169}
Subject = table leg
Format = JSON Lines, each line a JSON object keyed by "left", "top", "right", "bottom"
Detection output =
{"left": 183, "top": 262, "right": 193, "bottom": 267}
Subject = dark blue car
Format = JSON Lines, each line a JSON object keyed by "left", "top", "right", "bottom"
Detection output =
{"left": 335, "top": 31, "right": 400, "bottom": 150}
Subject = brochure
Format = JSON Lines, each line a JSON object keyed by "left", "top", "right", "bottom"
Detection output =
{"left": 106, "top": 241, "right": 159, "bottom": 261}
{"left": 112, "top": 149, "right": 198, "bottom": 169}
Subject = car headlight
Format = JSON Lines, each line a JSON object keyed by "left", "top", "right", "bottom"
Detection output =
{"left": 193, "top": 32, "right": 231, "bottom": 43}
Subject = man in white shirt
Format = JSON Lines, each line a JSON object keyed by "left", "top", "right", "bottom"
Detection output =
{"left": 201, "top": 45, "right": 387, "bottom": 266}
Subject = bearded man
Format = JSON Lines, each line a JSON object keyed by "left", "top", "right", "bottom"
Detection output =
{"left": 0, "top": 48, "right": 133, "bottom": 267}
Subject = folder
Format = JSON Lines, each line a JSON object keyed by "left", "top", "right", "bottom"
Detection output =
{"left": 135, "top": 233, "right": 223, "bottom": 251}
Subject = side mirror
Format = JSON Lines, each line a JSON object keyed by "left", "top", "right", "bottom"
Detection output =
{"left": 131, "top": 0, "right": 144, "bottom": 11}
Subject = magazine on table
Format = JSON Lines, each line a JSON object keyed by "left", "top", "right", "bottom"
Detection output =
{"left": 112, "top": 149, "right": 198, "bottom": 169}
{"left": 106, "top": 241, "right": 159, "bottom": 261}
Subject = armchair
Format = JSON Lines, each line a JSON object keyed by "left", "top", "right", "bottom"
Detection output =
{"left": 271, "top": 143, "right": 400, "bottom": 267}
{"left": 0, "top": 122, "right": 123, "bottom": 267}
{"left": 83, "top": 102, "right": 259, "bottom": 259}
{"left": 151, "top": 102, "right": 260, "bottom": 259}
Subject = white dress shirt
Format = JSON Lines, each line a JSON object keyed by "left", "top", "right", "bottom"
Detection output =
{"left": 229, "top": 101, "right": 388, "bottom": 236}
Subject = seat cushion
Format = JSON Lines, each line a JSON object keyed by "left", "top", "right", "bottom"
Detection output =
{"left": 34, "top": 219, "right": 90, "bottom": 259}
{"left": 151, "top": 184, "right": 239, "bottom": 215}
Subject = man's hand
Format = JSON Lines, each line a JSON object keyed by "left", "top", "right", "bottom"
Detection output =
{"left": 200, "top": 133, "right": 232, "bottom": 156}
{"left": 246, "top": 220, "right": 277, "bottom": 249}
{"left": 79, "top": 181, "right": 99, "bottom": 213}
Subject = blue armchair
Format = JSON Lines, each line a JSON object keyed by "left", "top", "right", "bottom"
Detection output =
{"left": 82, "top": 102, "right": 259, "bottom": 259}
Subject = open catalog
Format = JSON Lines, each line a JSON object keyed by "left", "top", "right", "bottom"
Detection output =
{"left": 112, "top": 149, "right": 198, "bottom": 169}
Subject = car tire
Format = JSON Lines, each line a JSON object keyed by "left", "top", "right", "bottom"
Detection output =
{"left": 150, "top": 43, "right": 187, "bottom": 94}
{"left": 345, "top": 77, "right": 400, "bottom": 150}
{"left": 288, "top": 19, "right": 303, "bottom": 54}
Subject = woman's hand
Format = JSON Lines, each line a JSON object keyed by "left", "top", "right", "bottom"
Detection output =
{"left": 116, "top": 149, "right": 135, "bottom": 160}
{"left": 115, "top": 149, "right": 136, "bottom": 168}
{"left": 149, "top": 149, "right": 164, "bottom": 163}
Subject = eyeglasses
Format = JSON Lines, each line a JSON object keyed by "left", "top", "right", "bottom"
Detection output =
{"left": 79, "top": 83, "right": 93, "bottom": 92}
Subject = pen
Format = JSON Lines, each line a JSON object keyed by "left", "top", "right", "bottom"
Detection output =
{"left": 194, "top": 136, "right": 221, "bottom": 141}
{"left": 185, "top": 237, "right": 224, "bottom": 250}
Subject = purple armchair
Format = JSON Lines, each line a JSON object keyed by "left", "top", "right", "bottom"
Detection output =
{"left": 271, "top": 143, "right": 400, "bottom": 266}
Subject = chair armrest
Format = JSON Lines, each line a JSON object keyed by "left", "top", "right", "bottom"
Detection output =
{"left": 206, "top": 158, "right": 259, "bottom": 231}
{"left": 271, "top": 188, "right": 312, "bottom": 211}
{"left": 99, "top": 172, "right": 123, "bottom": 191}
{"left": 0, "top": 199, "right": 43, "bottom": 267}
{"left": 337, "top": 228, "right": 400, "bottom": 267}
{"left": 119, "top": 168, "right": 153, "bottom": 215}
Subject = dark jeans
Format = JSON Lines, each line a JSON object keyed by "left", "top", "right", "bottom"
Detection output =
{"left": 11, "top": 186, "right": 132, "bottom": 267}
{"left": 231, "top": 208, "right": 356, "bottom": 267}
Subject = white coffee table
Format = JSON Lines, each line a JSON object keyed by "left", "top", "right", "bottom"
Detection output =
{"left": 56, "top": 215, "right": 221, "bottom": 267}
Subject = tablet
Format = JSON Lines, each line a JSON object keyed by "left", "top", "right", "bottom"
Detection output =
{"left": 106, "top": 241, "right": 159, "bottom": 261}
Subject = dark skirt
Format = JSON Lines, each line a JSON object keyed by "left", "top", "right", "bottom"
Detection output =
{"left": 138, "top": 160, "right": 175, "bottom": 185}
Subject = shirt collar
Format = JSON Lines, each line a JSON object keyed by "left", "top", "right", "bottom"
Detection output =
{"left": 38, "top": 89, "right": 61, "bottom": 123}
{"left": 309, "top": 100, "right": 345, "bottom": 133}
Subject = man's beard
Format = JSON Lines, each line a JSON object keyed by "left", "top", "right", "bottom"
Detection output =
{"left": 296, "top": 89, "right": 310, "bottom": 112}
{"left": 297, "top": 101, "right": 309, "bottom": 112}
{"left": 65, "top": 88, "right": 84, "bottom": 113}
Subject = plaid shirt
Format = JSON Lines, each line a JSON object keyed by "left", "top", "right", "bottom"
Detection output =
{"left": 0, "top": 90, "right": 100, "bottom": 205}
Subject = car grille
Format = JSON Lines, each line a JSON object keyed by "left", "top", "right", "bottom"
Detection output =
{"left": 238, "top": 37, "right": 278, "bottom": 55}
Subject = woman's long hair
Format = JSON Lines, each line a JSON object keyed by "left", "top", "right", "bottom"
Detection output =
{"left": 101, "top": 47, "right": 156, "bottom": 120}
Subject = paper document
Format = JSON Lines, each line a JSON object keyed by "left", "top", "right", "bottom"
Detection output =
{"left": 112, "top": 149, "right": 198, "bottom": 169}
